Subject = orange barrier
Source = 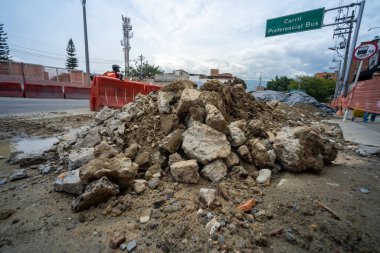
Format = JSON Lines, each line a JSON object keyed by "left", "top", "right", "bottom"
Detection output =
{"left": 0, "top": 82, "right": 24, "bottom": 97}
{"left": 64, "top": 86, "right": 90, "bottom": 99}
{"left": 24, "top": 83, "right": 64, "bottom": 98}
{"left": 331, "top": 76, "right": 380, "bottom": 114}
{"left": 90, "top": 76, "right": 161, "bottom": 111}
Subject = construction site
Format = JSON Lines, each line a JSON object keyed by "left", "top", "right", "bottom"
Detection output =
{"left": 0, "top": 0, "right": 379, "bottom": 253}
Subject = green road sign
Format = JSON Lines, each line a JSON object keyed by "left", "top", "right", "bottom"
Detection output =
{"left": 265, "top": 8, "right": 325, "bottom": 37}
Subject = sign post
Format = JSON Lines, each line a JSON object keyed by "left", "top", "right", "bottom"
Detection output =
{"left": 342, "top": 42, "right": 378, "bottom": 121}
{"left": 265, "top": 8, "right": 325, "bottom": 37}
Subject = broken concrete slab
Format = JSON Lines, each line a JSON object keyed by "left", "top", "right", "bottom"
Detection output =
{"left": 54, "top": 169, "right": 84, "bottom": 195}
{"left": 170, "top": 159, "right": 199, "bottom": 183}
{"left": 201, "top": 159, "right": 227, "bottom": 182}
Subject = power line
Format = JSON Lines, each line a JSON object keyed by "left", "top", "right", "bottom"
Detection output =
{"left": 9, "top": 43, "right": 122, "bottom": 62}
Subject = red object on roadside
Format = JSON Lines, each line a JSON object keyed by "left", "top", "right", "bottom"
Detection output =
{"left": 90, "top": 76, "right": 161, "bottom": 111}
{"left": 236, "top": 198, "right": 256, "bottom": 212}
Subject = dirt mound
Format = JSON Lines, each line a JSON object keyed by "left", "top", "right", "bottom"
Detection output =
{"left": 49, "top": 80, "right": 343, "bottom": 251}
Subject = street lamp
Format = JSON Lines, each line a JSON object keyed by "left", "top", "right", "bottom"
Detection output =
{"left": 368, "top": 27, "right": 380, "bottom": 31}
{"left": 81, "top": 0, "right": 90, "bottom": 86}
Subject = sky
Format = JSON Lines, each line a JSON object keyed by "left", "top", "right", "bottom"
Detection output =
{"left": 1, "top": 0, "right": 380, "bottom": 83}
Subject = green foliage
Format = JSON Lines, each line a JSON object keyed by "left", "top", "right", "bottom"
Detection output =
{"left": 0, "top": 24, "right": 11, "bottom": 61}
{"left": 129, "top": 60, "right": 163, "bottom": 78}
{"left": 289, "top": 76, "right": 336, "bottom": 102}
{"left": 267, "top": 75, "right": 293, "bottom": 91}
{"left": 65, "top": 38, "right": 78, "bottom": 70}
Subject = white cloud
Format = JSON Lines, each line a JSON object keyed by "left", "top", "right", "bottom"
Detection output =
{"left": 1, "top": 0, "right": 379, "bottom": 80}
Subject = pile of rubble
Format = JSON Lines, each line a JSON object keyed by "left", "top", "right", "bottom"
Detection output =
{"left": 53, "top": 80, "right": 339, "bottom": 213}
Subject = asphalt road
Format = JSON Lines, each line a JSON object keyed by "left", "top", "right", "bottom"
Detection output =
{"left": 0, "top": 97, "right": 90, "bottom": 117}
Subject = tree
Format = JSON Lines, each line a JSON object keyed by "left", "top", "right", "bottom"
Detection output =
{"left": 65, "top": 38, "right": 78, "bottom": 70}
{"left": 267, "top": 75, "right": 293, "bottom": 91}
{"left": 289, "top": 76, "right": 336, "bottom": 102}
{"left": 0, "top": 23, "right": 11, "bottom": 61}
{"left": 129, "top": 60, "right": 163, "bottom": 78}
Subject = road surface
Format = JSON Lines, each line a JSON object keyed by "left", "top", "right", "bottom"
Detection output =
{"left": 329, "top": 117, "right": 380, "bottom": 147}
{"left": 0, "top": 97, "right": 90, "bottom": 117}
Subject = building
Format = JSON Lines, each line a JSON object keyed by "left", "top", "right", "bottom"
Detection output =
{"left": 314, "top": 72, "right": 337, "bottom": 80}
{"left": 153, "top": 69, "right": 189, "bottom": 85}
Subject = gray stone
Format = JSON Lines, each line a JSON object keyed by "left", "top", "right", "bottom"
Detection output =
{"left": 140, "top": 208, "right": 152, "bottom": 223}
{"left": 80, "top": 154, "right": 138, "bottom": 189}
{"left": 182, "top": 123, "right": 231, "bottom": 164}
{"left": 205, "top": 104, "right": 228, "bottom": 134}
{"left": 0, "top": 178, "right": 7, "bottom": 185}
{"left": 228, "top": 121, "right": 247, "bottom": 147}
{"left": 95, "top": 106, "right": 115, "bottom": 124}
{"left": 39, "top": 164, "right": 52, "bottom": 175}
{"left": 160, "top": 114, "right": 179, "bottom": 135}
{"left": 356, "top": 145, "right": 380, "bottom": 156}
{"left": 76, "top": 127, "right": 101, "bottom": 148}
{"left": 0, "top": 156, "right": 5, "bottom": 160}
{"left": 177, "top": 87, "right": 201, "bottom": 114}
{"left": 9, "top": 169, "right": 27, "bottom": 181}
{"left": 223, "top": 152, "right": 240, "bottom": 168}
{"left": 170, "top": 160, "right": 199, "bottom": 183}
{"left": 237, "top": 145, "right": 252, "bottom": 162}
{"left": 157, "top": 91, "right": 174, "bottom": 114}
{"left": 118, "top": 101, "right": 144, "bottom": 122}
{"left": 133, "top": 179, "right": 147, "bottom": 194}
{"left": 9, "top": 153, "right": 45, "bottom": 167}
{"left": 148, "top": 178, "right": 160, "bottom": 189}
{"left": 199, "top": 188, "right": 216, "bottom": 207}
{"left": 94, "top": 141, "right": 118, "bottom": 159}
{"left": 124, "top": 143, "right": 139, "bottom": 160}
{"left": 160, "top": 129, "right": 184, "bottom": 154}
{"left": 256, "top": 169, "right": 272, "bottom": 184}
{"left": 68, "top": 148, "right": 94, "bottom": 171}
{"left": 54, "top": 169, "right": 84, "bottom": 195}
{"left": 126, "top": 240, "right": 137, "bottom": 252}
{"left": 230, "top": 166, "right": 248, "bottom": 179}
{"left": 72, "top": 176, "right": 119, "bottom": 212}
{"left": 201, "top": 159, "right": 227, "bottom": 182}
{"left": 145, "top": 164, "right": 162, "bottom": 180}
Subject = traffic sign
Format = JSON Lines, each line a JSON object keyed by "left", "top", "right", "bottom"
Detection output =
{"left": 265, "top": 8, "right": 325, "bottom": 37}
{"left": 353, "top": 42, "right": 378, "bottom": 60}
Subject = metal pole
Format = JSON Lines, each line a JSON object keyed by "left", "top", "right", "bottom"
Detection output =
{"left": 343, "top": 0, "right": 365, "bottom": 96}
{"left": 82, "top": 0, "right": 90, "bottom": 86}
{"left": 339, "top": 11, "right": 354, "bottom": 97}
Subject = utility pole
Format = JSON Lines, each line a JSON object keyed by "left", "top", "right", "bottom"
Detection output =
{"left": 342, "top": 0, "right": 365, "bottom": 97}
{"left": 121, "top": 14, "right": 133, "bottom": 77}
{"left": 81, "top": 0, "right": 90, "bottom": 86}
{"left": 138, "top": 54, "right": 144, "bottom": 80}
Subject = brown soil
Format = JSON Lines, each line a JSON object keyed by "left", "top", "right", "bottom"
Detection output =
{"left": 0, "top": 110, "right": 379, "bottom": 253}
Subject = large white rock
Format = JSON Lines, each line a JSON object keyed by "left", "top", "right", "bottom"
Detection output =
{"left": 256, "top": 169, "right": 272, "bottom": 184}
{"left": 273, "top": 126, "right": 337, "bottom": 172}
{"left": 182, "top": 123, "right": 231, "bottom": 164}
{"left": 80, "top": 154, "right": 138, "bottom": 189}
{"left": 201, "top": 159, "right": 227, "bottom": 182}
{"left": 199, "top": 188, "right": 217, "bottom": 207}
{"left": 177, "top": 88, "right": 201, "bottom": 114}
{"left": 170, "top": 160, "right": 199, "bottom": 183}
{"left": 157, "top": 91, "right": 174, "bottom": 114}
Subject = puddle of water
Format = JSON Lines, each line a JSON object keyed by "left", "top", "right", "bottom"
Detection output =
{"left": 12, "top": 137, "right": 59, "bottom": 155}
{"left": 0, "top": 136, "right": 58, "bottom": 177}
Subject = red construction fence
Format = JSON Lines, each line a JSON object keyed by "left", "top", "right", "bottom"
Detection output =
{"left": 90, "top": 76, "right": 161, "bottom": 111}
{"left": 0, "top": 82, "right": 90, "bottom": 99}
{"left": 331, "top": 75, "right": 380, "bottom": 114}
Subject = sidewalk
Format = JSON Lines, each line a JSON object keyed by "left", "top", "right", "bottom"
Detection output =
{"left": 328, "top": 117, "right": 380, "bottom": 147}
